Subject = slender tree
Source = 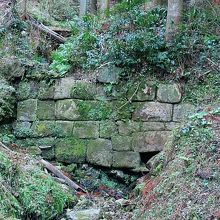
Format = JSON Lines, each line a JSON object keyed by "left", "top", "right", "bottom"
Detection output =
{"left": 80, "top": 0, "right": 88, "bottom": 16}
{"left": 90, "top": 0, "right": 97, "bottom": 14}
{"left": 100, "top": 0, "right": 110, "bottom": 11}
{"left": 165, "top": 0, "right": 183, "bottom": 41}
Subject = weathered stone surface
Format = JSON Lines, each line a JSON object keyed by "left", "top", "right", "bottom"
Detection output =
{"left": 38, "top": 81, "right": 55, "bottom": 100}
{"left": 112, "top": 135, "right": 132, "bottom": 151}
{"left": 112, "top": 151, "right": 140, "bottom": 168}
{"left": 31, "top": 121, "right": 60, "bottom": 137}
{"left": 71, "top": 81, "right": 97, "bottom": 100}
{"left": 66, "top": 208, "right": 101, "bottom": 220}
{"left": 55, "top": 99, "right": 80, "bottom": 120}
{"left": 128, "top": 82, "right": 156, "bottom": 101}
{"left": 96, "top": 65, "right": 122, "bottom": 84}
{"left": 133, "top": 102, "right": 172, "bottom": 122}
{"left": 37, "top": 101, "right": 55, "bottom": 120}
{"left": 55, "top": 138, "right": 87, "bottom": 163}
{"left": 56, "top": 121, "right": 74, "bottom": 137}
{"left": 87, "top": 139, "right": 112, "bottom": 167}
{"left": 17, "top": 99, "right": 37, "bottom": 121}
{"left": 132, "top": 131, "right": 170, "bottom": 152}
{"left": 16, "top": 81, "right": 39, "bottom": 101}
{"left": 173, "top": 103, "right": 195, "bottom": 121}
{"left": 72, "top": 121, "right": 99, "bottom": 138}
{"left": 117, "top": 120, "right": 140, "bottom": 135}
{"left": 13, "top": 121, "right": 33, "bottom": 138}
{"left": 100, "top": 121, "right": 118, "bottom": 138}
{"left": 141, "top": 122, "right": 166, "bottom": 131}
{"left": 165, "top": 122, "right": 180, "bottom": 130}
{"left": 54, "top": 77, "right": 76, "bottom": 99}
{"left": 157, "top": 84, "right": 182, "bottom": 103}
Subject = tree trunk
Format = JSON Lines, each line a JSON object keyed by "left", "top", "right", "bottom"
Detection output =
{"left": 100, "top": 0, "right": 109, "bottom": 11}
{"left": 165, "top": 0, "right": 183, "bottom": 41}
{"left": 80, "top": 0, "right": 88, "bottom": 16}
{"left": 90, "top": 0, "right": 97, "bottom": 14}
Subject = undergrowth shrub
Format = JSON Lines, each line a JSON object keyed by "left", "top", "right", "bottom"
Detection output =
{"left": 50, "top": 3, "right": 220, "bottom": 81}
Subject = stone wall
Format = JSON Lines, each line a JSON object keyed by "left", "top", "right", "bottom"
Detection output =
{"left": 14, "top": 68, "right": 195, "bottom": 170}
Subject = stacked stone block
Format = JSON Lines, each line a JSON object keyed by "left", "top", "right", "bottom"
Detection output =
{"left": 14, "top": 69, "right": 195, "bottom": 169}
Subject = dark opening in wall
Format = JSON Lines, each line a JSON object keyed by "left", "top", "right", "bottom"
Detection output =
{"left": 140, "top": 151, "right": 160, "bottom": 164}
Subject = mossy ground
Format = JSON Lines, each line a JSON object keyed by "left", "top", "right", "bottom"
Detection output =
{"left": 0, "top": 150, "right": 75, "bottom": 219}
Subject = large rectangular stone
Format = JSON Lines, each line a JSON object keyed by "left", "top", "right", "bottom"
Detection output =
{"left": 55, "top": 99, "right": 80, "bottom": 120}
{"left": 17, "top": 99, "right": 37, "bottom": 121}
{"left": 38, "top": 81, "right": 55, "bottom": 100}
{"left": 141, "top": 122, "right": 166, "bottom": 131}
{"left": 72, "top": 121, "right": 99, "bottom": 138}
{"left": 56, "top": 121, "right": 74, "bottom": 137}
{"left": 71, "top": 81, "right": 97, "bottom": 100}
{"left": 112, "top": 135, "right": 132, "bottom": 151}
{"left": 31, "top": 121, "right": 60, "bottom": 137}
{"left": 112, "top": 151, "right": 140, "bottom": 168}
{"left": 100, "top": 121, "right": 118, "bottom": 138}
{"left": 117, "top": 120, "right": 141, "bottom": 135}
{"left": 37, "top": 101, "right": 55, "bottom": 120}
{"left": 173, "top": 103, "right": 195, "bottom": 122}
{"left": 157, "top": 84, "right": 182, "bottom": 103}
{"left": 132, "top": 131, "right": 170, "bottom": 152}
{"left": 87, "top": 139, "right": 112, "bottom": 167}
{"left": 55, "top": 138, "right": 87, "bottom": 163}
{"left": 133, "top": 102, "right": 172, "bottom": 122}
{"left": 54, "top": 77, "right": 76, "bottom": 99}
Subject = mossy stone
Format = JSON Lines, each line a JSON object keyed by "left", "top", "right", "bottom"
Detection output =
{"left": 117, "top": 120, "right": 141, "bottom": 135}
{"left": 38, "top": 81, "right": 55, "bottom": 100}
{"left": 71, "top": 81, "right": 97, "bottom": 100}
{"left": 100, "top": 121, "right": 118, "bottom": 138}
{"left": 37, "top": 101, "right": 55, "bottom": 120}
{"left": 13, "top": 121, "right": 34, "bottom": 138}
{"left": 157, "top": 84, "right": 182, "bottom": 103}
{"left": 112, "top": 135, "right": 132, "bottom": 151}
{"left": 87, "top": 139, "right": 113, "bottom": 167}
{"left": 56, "top": 121, "right": 74, "bottom": 137}
{"left": 31, "top": 121, "right": 60, "bottom": 137}
{"left": 55, "top": 138, "right": 87, "bottom": 163}
{"left": 17, "top": 99, "right": 37, "bottom": 121}
{"left": 72, "top": 121, "right": 99, "bottom": 138}
{"left": 55, "top": 99, "right": 80, "bottom": 120}
{"left": 76, "top": 100, "right": 113, "bottom": 120}
{"left": 16, "top": 81, "right": 39, "bottom": 101}
{"left": 96, "top": 65, "right": 122, "bottom": 84}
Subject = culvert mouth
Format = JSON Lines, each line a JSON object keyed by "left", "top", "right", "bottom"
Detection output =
{"left": 140, "top": 151, "right": 160, "bottom": 164}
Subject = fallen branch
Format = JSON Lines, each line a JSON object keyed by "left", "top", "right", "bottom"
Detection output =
{"left": 40, "top": 159, "right": 86, "bottom": 193}
{"left": 25, "top": 15, "right": 66, "bottom": 43}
